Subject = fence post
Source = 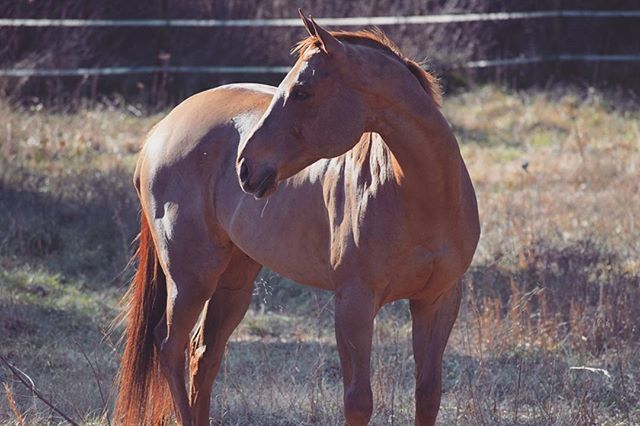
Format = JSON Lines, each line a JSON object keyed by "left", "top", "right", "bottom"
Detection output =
{"left": 152, "top": 0, "right": 170, "bottom": 106}
{"left": 551, "top": 0, "right": 562, "bottom": 83}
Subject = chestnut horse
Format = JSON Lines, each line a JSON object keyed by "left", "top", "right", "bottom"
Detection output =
{"left": 115, "top": 11, "right": 479, "bottom": 426}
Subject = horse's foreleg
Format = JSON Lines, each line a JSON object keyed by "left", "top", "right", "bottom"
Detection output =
{"left": 189, "top": 250, "right": 260, "bottom": 426}
{"left": 335, "top": 283, "right": 378, "bottom": 425}
{"left": 409, "top": 281, "right": 461, "bottom": 426}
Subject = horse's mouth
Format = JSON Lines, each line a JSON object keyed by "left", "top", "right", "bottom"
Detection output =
{"left": 253, "top": 172, "right": 277, "bottom": 199}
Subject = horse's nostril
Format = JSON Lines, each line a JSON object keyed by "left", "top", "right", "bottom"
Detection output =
{"left": 239, "top": 159, "right": 250, "bottom": 184}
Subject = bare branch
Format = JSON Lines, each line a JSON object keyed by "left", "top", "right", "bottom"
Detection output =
{"left": 0, "top": 353, "right": 79, "bottom": 426}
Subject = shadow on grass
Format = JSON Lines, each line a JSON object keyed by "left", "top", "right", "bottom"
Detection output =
{"left": 0, "top": 165, "right": 139, "bottom": 286}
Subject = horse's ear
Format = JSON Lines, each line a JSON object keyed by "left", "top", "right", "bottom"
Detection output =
{"left": 309, "top": 17, "right": 342, "bottom": 55}
{"left": 298, "top": 9, "right": 316, "bottom": 37}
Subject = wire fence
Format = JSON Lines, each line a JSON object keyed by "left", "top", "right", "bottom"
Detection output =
{"left": 0, "top": 10, "right": 639, "bottom": 77}
{"left": 1, "top": 55, "right": 640, "bottom": 77}
{"left": 1, "top": 10, "right": 640, "bottom": 27}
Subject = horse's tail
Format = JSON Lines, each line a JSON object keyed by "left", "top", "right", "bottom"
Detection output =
{"left": 114, "top": 212, "right": 171, "bottom": 425}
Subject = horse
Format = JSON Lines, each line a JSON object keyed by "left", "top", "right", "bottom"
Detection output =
{"left": 114, "top": 10, "right": 480, "bottom": 426}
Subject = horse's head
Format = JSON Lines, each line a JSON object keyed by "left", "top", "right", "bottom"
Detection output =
{"left": 236, "top": 10, "right": 367, "bottom": 198}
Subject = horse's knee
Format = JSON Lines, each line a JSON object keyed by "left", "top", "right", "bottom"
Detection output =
{"left": 157, "top": 339, "right": 179, "bottom": 363}
{"left": 153, "top": 321, "right": 173, "bottom": 372}
{"left": 344, "top": 386, "right": 373, "bottom": 425}
{"left": 415, "top": 386, "right": 440, "bottom": 409}
{"left": 155, "top": 329, "right": 187, "bottom": 373}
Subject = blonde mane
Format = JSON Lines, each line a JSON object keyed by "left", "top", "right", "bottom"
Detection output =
{"left": 293, "top": 28, "right": 442, "bottom": 106}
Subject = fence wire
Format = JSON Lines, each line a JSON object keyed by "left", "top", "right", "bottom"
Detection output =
{"left": 0, "top": 10, "right": 638, "bottom": 77}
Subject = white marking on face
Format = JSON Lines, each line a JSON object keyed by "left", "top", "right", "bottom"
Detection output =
{"left": 303, "top": 47, "right": 321, "bottom": 60}
{"left": 295, "top": 47, "right": 322, "bottom": 84}
{"left": 284, "top": 61, "right": 312, "bottom": 105}
{"left": 294, "top": 60, "right": 311, "bottom": 81}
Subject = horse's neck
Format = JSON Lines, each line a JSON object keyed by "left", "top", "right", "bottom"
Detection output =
{"left": 366, "top": 83, "right": 462, "bottom": 214}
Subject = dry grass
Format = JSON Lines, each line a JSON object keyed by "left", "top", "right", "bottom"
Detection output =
{"left": 0, "top": 86, "right": 639, "bottom": 425}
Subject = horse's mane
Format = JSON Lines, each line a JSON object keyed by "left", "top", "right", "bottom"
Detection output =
{"left": 293, "top": 28, "right": 442, "bottom": 107}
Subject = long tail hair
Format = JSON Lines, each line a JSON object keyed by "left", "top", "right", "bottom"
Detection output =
{"left": 114, "top": 213, "right": 171, "bottom": 425}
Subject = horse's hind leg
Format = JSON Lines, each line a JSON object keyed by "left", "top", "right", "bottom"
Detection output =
{"left": 410, "top": 281, "right": 461, "bottom": 426}
{"left": 188, "top": 248, "right": 261, "bottom": 425}
{"left": 153, "top": 217, "right": 232, "bottom": 425}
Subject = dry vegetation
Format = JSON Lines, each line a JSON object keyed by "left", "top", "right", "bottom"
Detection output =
{"left": 0, "top": 86, "right": 638, "bottom": 425}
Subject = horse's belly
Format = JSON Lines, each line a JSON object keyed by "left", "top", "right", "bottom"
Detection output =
{"left": 224, "top": 190, "right": 333, "bottom": 289}
{"left": 238, "top": 236, "right": 333, "bottom": 290}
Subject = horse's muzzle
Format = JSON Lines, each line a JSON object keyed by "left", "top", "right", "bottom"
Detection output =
{"left": 237, "top": 158, "right": 277, "bottom": 199}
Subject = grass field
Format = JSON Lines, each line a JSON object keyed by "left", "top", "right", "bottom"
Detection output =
{"left": 1, "top": 86, "right": 638, "bottom": 425}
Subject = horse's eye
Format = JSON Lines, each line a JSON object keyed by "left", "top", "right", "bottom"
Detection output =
{"left": 290, "top": 87, "right": 311, "bottom": 101}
